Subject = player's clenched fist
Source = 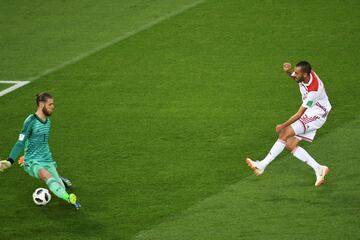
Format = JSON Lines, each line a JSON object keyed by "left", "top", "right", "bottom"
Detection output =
{"left": 283, "top": 63, "right": 292, "bottom": 73}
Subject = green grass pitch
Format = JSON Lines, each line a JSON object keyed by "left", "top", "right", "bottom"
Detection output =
{"left": 0, "top": 0, "right": 359, "bottom": 239}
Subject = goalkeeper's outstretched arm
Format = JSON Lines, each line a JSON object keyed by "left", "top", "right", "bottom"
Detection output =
{"left": 8, "top": 140, "right": 26, "bottom": 164}
{"left": 0, "top": 116, "right": 34, "bottom": 172}
{"left": 0, "top": 139, "right": 26, "bottom": 172}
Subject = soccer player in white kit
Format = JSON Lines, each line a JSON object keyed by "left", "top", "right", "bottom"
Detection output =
{"left": 246, "top": 61, "right": 331, "bottom": 187}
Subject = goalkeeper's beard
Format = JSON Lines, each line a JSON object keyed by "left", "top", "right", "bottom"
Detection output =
{"left": 42, "top": 106, "right": 52, "bottom": 116}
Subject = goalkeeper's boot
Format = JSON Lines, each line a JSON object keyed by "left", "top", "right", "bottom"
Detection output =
{"left": 68, "top": 193, "right": 81, "bottom": 210}
{"left": 246, "top": 158, "right": 264, "bottom": 176}
{"left": 315, "top": 165, "right": 330, "bottom": 187}
{"left": 60, "top": 176, "right": 72, "bottom": 189}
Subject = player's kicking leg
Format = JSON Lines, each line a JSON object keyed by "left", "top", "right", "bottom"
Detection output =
{"left": 245, "top": 126, "right": 292, "bottom": 176}
{"left": 38, "top": 168, "right": 81, "bottom": 210}
{"left": 246, "top": 125, "right": 329, "bottom": 186}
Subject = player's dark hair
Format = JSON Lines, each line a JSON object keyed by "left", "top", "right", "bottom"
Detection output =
{"left": 36, "top": 92, "right": 53, "bottom": 106}
{"left": 296, "top": 61, "right": 312, "bottom": 74}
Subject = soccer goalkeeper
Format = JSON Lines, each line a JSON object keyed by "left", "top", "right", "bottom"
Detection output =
{"left": 0, "top": 93, "right": 81, "bottom": 210}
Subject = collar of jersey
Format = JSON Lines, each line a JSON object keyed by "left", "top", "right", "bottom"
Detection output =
{"left": 34, "top": 114, "right": 48, "bottom": 124}
{"left": 303, "top": 72, "right": 313, "bottom": 87}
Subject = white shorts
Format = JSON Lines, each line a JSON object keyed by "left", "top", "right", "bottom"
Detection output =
{"left": 291, "top": 108, "right": 328, "bottom": 142}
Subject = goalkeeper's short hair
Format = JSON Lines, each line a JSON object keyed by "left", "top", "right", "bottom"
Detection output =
{"left": 36, "top": 92, "right": 53, "bottom": 106}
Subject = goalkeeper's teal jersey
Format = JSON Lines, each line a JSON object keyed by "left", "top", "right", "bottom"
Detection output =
{"left": 9, "top": 114, "right": 54, "bottom": 163}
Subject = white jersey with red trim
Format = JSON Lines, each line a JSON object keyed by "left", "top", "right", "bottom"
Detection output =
{"left": 290, "top": 71, "right": 332, "bottom": 142}
{"left": 299, "top": 71, "right": 331, "bottom": 117}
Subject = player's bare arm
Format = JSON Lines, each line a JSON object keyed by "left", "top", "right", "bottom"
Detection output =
{"left": 275, "top": 106, "right": 306, "bottom": 133}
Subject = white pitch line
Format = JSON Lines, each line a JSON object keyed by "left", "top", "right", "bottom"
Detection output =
{"left": 0, "top": 81, "right": 30, "bottom": 97}
{"left": 0, "top": 0, "right": 205, "bottom": 98}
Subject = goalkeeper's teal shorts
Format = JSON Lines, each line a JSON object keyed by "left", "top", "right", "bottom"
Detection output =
{"left": 24, "top": 160, "right": 60, "bottom": 181}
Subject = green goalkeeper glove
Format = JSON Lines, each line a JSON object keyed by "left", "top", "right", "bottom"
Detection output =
{"left": 0, "top": 160, "right": 12, "bottom": 172}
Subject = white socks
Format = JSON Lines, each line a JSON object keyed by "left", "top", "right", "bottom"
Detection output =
{"left": 259, "top": 139, "right": 321, "bottom": 173}
{"left": 260, "top": 139, "right": 286, "bottom": 169}
{"left": 292, "top": 146, "right": 321, "bottom": 172}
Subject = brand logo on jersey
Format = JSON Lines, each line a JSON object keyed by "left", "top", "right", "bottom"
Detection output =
{"left": 18, "top": 134, "right": 25, "bottom": 141}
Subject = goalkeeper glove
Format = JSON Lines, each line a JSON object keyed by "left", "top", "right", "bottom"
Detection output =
{"left": 0, "top": 160, "right": 12, "bottom": 172}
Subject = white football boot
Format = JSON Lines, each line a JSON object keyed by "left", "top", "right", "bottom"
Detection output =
{"left": 246, "top": 158, "right": 264, "bottom": 176}
{"left": 315, "top": 165, "right": 330, "bottom": 187}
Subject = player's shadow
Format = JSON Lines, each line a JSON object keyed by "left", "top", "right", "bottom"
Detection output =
{"left": 40, "top": 201, "right": 106, "bottom": 238}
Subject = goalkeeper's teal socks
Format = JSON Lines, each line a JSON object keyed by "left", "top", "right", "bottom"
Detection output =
{"left": 46, "top": 177, "right": 69, "bottom": 201}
